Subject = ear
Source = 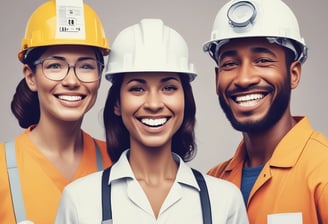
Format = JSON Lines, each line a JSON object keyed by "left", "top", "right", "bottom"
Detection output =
{"left": 215, "top": 66, "right": 219, "bottom": 94}
{"left": 113, "top": 100, "right": 121, "bottom": 116}
{"left": 289, "top": 61, "right": 302, "bottom": 89}
{"left": 23, "top": 64, "right": 37, "bottom": 92}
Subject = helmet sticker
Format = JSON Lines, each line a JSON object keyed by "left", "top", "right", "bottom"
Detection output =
{"left": 55, "top": 0, "right": 86, "bottom": 40}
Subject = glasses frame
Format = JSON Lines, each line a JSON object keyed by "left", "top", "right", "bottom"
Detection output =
{"left": 33, "top": 56, "right": 104, "bottom": 83}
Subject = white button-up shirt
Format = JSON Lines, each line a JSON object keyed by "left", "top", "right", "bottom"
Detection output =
{"left": 55, "top": 150, "right": 248, "bottom": 224}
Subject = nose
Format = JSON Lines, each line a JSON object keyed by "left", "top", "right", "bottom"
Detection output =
{"left": 234, "top": 62, "right": 260, "bottom": 88}
{"left": 61, "top": 65, "right": 80, "bottom": 87}
{"left": 144, "top": 91, "right": 164, "bottom": 112}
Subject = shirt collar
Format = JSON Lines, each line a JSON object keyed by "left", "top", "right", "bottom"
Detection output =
{"left": 109, "top": 149, "right": 200, "bottom": 191}
{"left": 226, "top": 116, "right": 313, "bottom": 170}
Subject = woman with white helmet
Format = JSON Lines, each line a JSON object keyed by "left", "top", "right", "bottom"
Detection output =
{"left": 55, "top": 18, "right": 248, "bottom": 224}
{"left": 0, "top": 1, "right": 111, "bottom": 223}
{"left": 204, "top": 0, "right": 328, "bottom": 223}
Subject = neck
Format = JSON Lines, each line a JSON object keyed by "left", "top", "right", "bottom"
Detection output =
{"left": 128, "top": 144, "right": 178, "bottom": 184}
{"left": 29, "top": 117, "right": 83, "bottom": 154}
{"left": 243, "top": 115, "right": 297, "bottom": 167}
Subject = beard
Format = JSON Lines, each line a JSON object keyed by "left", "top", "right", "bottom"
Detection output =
{"left": 218, "top": 75, "right": 291, "bottom": 133}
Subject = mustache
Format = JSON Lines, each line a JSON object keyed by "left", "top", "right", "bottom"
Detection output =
{"left": 227, "top": 85, "right": 274, "bottom": 96}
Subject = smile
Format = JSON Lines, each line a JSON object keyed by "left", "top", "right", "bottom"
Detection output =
{"left": 58, "top": 95, "right": 83, "bottom": 102}
{"left": 234, "top": 93, "right": 264, "bottom": 106}
{"left": 140, "top": 118, "right": 168, "bottom": 127}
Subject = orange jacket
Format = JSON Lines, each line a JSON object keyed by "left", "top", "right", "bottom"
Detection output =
{"left": 208, "top": 117, "right": 328, "bottom": 224}
{"left": 0, "top": 128, "right": 111, "bottom": 224}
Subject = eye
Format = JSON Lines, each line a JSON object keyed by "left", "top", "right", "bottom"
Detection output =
{"left": 163, "top": 85, "right": 178, "bottom": 92}
{"left": 48, "top": 63, "right": 61, "bottom": 69}
{"left": 220, "top": 60, "right": 238, "bottom": 71}
{"left": 44, "top": 61, "right": 64, "bottom": 71}
{"left": 255, "top": 57, "right": 275, "bottom": 66}
{"left": 78, "top": 60, "right": 98, "bottom": 71}
{"left": 128, "top": 86, "right": 144, "bottom": 93}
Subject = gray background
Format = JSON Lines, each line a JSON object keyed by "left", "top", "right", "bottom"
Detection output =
{"left": 1, "top": 0, "right": 327, "bottom": 172}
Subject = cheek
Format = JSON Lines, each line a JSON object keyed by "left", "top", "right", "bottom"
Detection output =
{"left": 216, "top": 73, "right": 228, "bottom": 95}
{"left": 88, "top": 81, "right": 101, "bottom": 93}
{"left": 120, "top": 96, "right": 141, "bottom": 114}
{"left": 169, "top": 93, "right": 185, "bottom": 116}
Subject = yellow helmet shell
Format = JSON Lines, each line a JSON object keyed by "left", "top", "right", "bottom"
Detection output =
{"left": 18, "top": 0, "right": 110, "bottom": 62}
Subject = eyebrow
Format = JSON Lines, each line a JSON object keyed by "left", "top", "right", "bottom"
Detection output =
{"left": 126, "top": 76, "right": 180, "bottom": 84}
{"left": 219, "top": 47, "right": 277, "bottom": 61}
{"left": 251, "top": 47, "right": 276, "bottom": 57}
{"left": 161, "top": 76, "right": 180, "bottom": 83}
{"left": 42, "top": 56, "right": 97, "bottom": 61}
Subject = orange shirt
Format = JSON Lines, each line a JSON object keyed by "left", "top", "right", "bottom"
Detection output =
{"left": 208, "top": 117, "right": 328, "bottom": 224}
{"left": 0, "top": 128, "right": 111, "bottom": 224}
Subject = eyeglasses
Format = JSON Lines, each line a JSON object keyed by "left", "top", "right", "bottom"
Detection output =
{"left": 33, "top": 57, "right": 104, "bottom": 83}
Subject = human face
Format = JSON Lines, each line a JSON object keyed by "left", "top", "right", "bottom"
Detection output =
{"left": 216, "top": 38, "right": 293, "bottom": 133}
{"left": 115, "top": 72, "right": 184, "bottom": 150}
{"left": 25, "top": 45, "right": 101, "bottom": 123}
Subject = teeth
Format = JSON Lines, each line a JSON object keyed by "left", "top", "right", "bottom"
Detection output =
{"left": 58, "top": 95, "right": 82, "bottom": 101}
{"left": 141, "top": 118, "right": 167, "bottom": 127}
{"left": 235, "top": 94, "right": 264, "bottom": 106}
{"left": 236, "top": 94, "right": 263, "bottom": 102}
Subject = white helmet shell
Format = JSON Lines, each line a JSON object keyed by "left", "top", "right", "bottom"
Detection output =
{"left": 105, "top": 19, "right": 197, "bottom": 81}
{"left": 203, "top": 0, "right": 307, "bottom": 63}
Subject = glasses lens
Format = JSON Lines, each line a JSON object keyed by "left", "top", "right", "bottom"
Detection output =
{"left": 42, "top": 58, "right": 68, "bottom": 81}
{"left": 75, "top": 59, "right": 101, "bottom": 82}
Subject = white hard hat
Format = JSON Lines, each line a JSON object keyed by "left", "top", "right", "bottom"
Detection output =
{"left": 203, "top": 0, "right": 307, "bottom": 64}
{"left": 105, "top": 18, "right": 197, "bottom": 81}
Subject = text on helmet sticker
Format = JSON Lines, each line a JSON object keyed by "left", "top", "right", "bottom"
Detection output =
{"left": 55, "top": 0, "right": 86, "bottom": 40}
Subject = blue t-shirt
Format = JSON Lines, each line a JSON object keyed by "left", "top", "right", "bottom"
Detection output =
{"left": 241, "top": 165, "right": 264, "bottom": 205}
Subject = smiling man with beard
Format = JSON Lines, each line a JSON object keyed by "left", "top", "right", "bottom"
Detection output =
{"left": 203, "top": 0, "right": 328, "bottom": 224}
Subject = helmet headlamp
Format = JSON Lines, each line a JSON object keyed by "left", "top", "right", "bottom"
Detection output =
{"left": 227, "top": 1, "right": 257, "bottom": 27}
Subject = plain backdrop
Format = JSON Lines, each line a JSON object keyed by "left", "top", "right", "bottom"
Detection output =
{"left": 1, "top": 0, "right": 327, "bottom": 173}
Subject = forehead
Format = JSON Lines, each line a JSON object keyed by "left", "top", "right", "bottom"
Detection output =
{"left": 42, "top": 45, "right": 96, "bottom": 58}
{"left": 219, "top": 38, "right": 284, "bottom": 56}
{"left": 123, "top": 72, "right": 181, "bottom": 82}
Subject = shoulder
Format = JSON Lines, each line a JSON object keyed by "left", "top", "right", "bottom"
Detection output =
{"left": 310, "top": 131, "right": 328, "bottom": 149}
{"left": 0, "top": 142, "right": 8, "bottom": 184}
{"left": 82, "top": 132, "right": 105, "bottom": 147}
{"left": 207, "top": 159, "right": 232, "bottom": 177}
{"left": 203, "top": 174, "right": 248, "bottom": 222}
{"left": 81, "top": 132, "right": 112, "bottom": 166}
{"left": 66, "top": 171, "right": 103, "bottom": 192}
{"left": 204, "top": 174, "right": 240, "bottom": 195}
{"left": 81, "top": 132, "right": 107, "bottom": 154}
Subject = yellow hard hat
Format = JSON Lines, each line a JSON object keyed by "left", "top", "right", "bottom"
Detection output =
{"left": 18, "top": 0, "right": 110, "bottom": 62}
